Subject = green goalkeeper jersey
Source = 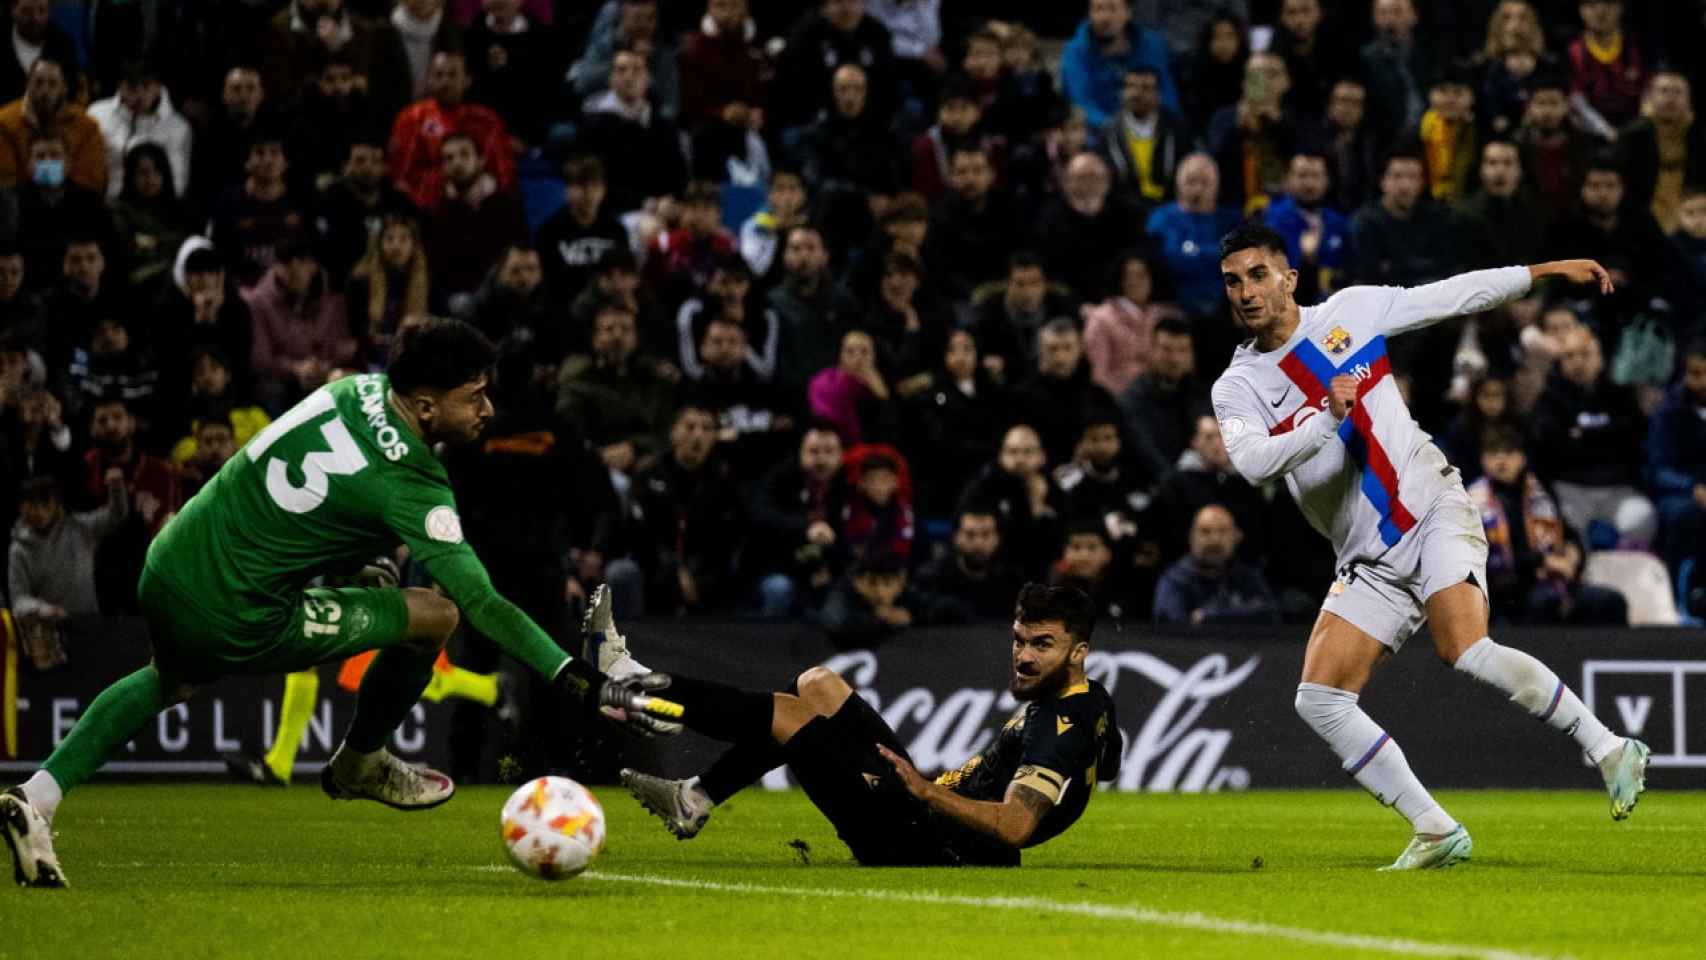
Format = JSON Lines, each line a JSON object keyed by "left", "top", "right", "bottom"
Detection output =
{"left": 145, "top": 373, "right": 571, "bottom": 679}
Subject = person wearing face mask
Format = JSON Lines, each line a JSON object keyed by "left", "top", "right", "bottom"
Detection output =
{"left": 0, "top": 57, "right": 106, "bottom": 194}
{"left": 14, "top": 136, "right": 112, "bottom": 298}
{"left": 86, "top": 60, "right": 192, "bottom": 203}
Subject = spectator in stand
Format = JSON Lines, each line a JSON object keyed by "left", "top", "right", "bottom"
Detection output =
{"left": 9, "top": 473, "right": 127, "bottom": 647}
{"left": 809, "top": 328, "right": 894, "bottom": 446}
{"left": 191, "top": 67, "right": 274, "bottom": 210}
{"left": 1515, "top": 71, "right": 1595, "bottom": 225}
{"left": 980, "top": 21, "right": 1066, "bottom": 145}
{"left": 166, "top": 349, "right": 271, "bottom": 471}
{"left": 1458, "top": 139, "right": 1546, "bottom": 270}
{"left": 740, "top": 167, "right": 809, "bottom": 289}
{"left": 1059, "top": 0, "right": 1179, "bottom": 129}
{"left": 81, "top": 393, "right": 180, "bottom": 611}
{"left": 678, "top": 0, "right": 770, "bottom": 187}
{"left": 42, "top": 237, "right": 122, "bottom": 379}
{"left": 1620, "top": 71, "right": 1705, "bottom": 233}
{"left": 1474, "top": 0, "right": 1548, "bottom": 139}
{"left": 957, "top": 423, "right": 1062, "bottom": 581}
{"left": 1082, "top": 250, "right": 1182, "bottom": 397}
{"left": 572, "top": 248, "right": 664, "bottom": 356}
{"left": 1359, "top": 0, "right": 1432, "bottom": 148}
{"left": 1098, "top": 66, "right": 1191, "bottom": 205}
{"left": 866, "top": 0, "right": 946, "bottom": 117}
{"left": 841, "top": 450, "right": 913, "bottom": 563}
{"left": 0, "top": 0, "right": 78, "bottom": 106}
{"left": 576, "top": 42, "right": 688, "bottom": 213}
{"left": 1049, "top": 521, "right": 1142, "bottom": 623}
{"left": 1672, "top": 188, "right": 1706, "bottom": 307}
{"left": 391, "top": 0, "right": 463, "bottom": 101}
{"left": 771, "top": 0, "right": 898, "bottom": 132}
{"left": 1418, "top": 67, "right": 1479, "bottom": 203}
{"left": 898, "top": 328, "right": 1009, "bottom": 518}
{"left": 791, "top": 62, "right": 903, "bottom": 224}
{"left": 1273, "top": 0, "right": 1352, "bottom": 120}
{"left": 152, "top": 247, "right": 256, "bottom": 415}
{"left": 913, "top": 508, "right": 1023, "bottom": 621}
{"left": 1546, "top": 159, "right": 1666, "bottom": 302}
{"left": 969, "top": 250, "right": 1078, "bottom": 382}
{"left": 1206, "top": 51, "right": 1299, "bottom": 214}
{"left": 770, "top": 224, "right": 861, "bottom": 395}
{"left": 261, "top": 0, "right": 413, "bottom": 120}
{"left": 535, "top": 155, "right": 626, "bottom": 309}
{"left": 465, "top": 0, "right": 556, "bottom": 147}
{"left": 0, "top": 249, "right": 45, "bottom": 357}
{"left": 1036, "top": 151, "right": 1146, "bottom": 304}
{"left": 0, "top": 57, "right": 105, "bottom": 193}
{"left": 287, "top": 50, "right": 380, "bottom": 194}
{"left": 629, "top": 402, "right": 744, "bottom": 614}
{"left": 642, "top": 180, "right": 734, "bottom": 311}
{"left": 208, "top": 131, "right": 309, "bottom": 287}
{"left": 1565, "top": 0, "right": 1646, "bottom": 139}
{"left": 469, "top": 247, "right": 560, "bottom": 405}
{"left": 1145, "top": 152, "right": 1242, "bottom": 319}
{"left": 1471, "top": 424, "right": 1627, "bottom": 624}
{"left": 1134, "top": 0, "right": 1250, "bottom": 61}
{"left": 860, "top": 251, "right": 942, "bottom": 377}
{"left": 1263, "top": 151, "right": 1350, "bottom": 304}
{"left": 388, "top": 49, "right": 515, "bottom": 209}
{"left": 1118, "top": 314, "right": 1206, "bottom": 477}
{"left": 568, "top": 0, "right": 681, "bottom": 124}
{"left": 1349, "top": 152, "right": 1460, "bottom": 287}
{"left": 1012, "top": 319, "right": 1119, "bottom": 467}
{"left": 1305, "top": 78, "right": 1382, "bottom": 213}
{"left": 242, "top": 235, "right": 356, "bottom": 411}
{"left": 676, "top": 254, "right": 776, "bottom": 380}
{"left": 819, "top": 549, "right": 918, "bottom": 648}
{"left": 554, "top": 294, "right": 677, "bottom": 481}
{"left": 419, "top": 131, "right": 527, "bottom": 307}
{"left": 688, "top": 316, "right": 795, "bottom": 477}
{"left": 1440, "top": 373, "right": 1521, "bottom": 484}
{"left": 1179, "top": 13, "right": 1247, "bottom": 140}
{"left": 746, "top": 421, "right": 849, "bottom": 619}
{"left": 1150, "top": 412, "right": 1265, "bottom": 562}
{"left": 929, "top": 145, "right": 1018, "bottom": 302}
{"left": 175, "top": 404, "right": 239, "bottom": 498}
{"left": 908, "top": 78, "right": 988, "bottom": 202}
{"left": 1053, "top": 406, "right": 1159, "bottom": 552}
{"left": 1532, "top": 324, "right": 1656, "bottom": 548}
{"left": 64, "top": 316, "right": 158, "bottom": 430}
{"left": 314, "top": 137, "right": 417, "bottom": 290}
{"left": 87, "top": 60, "right": 192, "bottom": 203}
{"left": 15, "top": 135, "right": 113, "bottom": 296}
{"left": 1647, "top": 339, "right": 1706, "bottom": 595}
{"left": 7, "top": 386, "right": 79, "bottom": 508}
{"left": 109, "top": 143, "right": 190, "bottom": 293}
{"left": 1152, "top": 504, "right": 1279, "bottom": 625}
{"left": 346, "top": 213, "right": 431, "bottom": 365}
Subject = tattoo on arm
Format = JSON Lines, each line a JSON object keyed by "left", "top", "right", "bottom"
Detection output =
{"left": 1011, "top": 783, "right": 1052, "bottom": 820}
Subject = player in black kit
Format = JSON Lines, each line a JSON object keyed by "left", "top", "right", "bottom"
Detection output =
{"left": 607, "top": 582, "right": 1121, "bottom": 866}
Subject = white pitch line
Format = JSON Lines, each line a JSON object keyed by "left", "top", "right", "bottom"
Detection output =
{"left": 570, "top": 871, "right": 1561, "bottom": 960}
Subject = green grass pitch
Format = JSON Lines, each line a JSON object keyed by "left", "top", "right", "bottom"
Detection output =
{"left": 4, "top": 785, "right": 1702, "bottom": 958}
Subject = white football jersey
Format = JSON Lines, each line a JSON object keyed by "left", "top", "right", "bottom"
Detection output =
{"left": 1211, "top": 267, "right": 1532, "bottom": 567}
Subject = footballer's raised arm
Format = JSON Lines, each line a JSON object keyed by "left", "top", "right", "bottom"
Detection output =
{"left": 1375, "top": 266, "right": 1535, "bottom": 337}
{"left": 1211, "top": 376, "right": 1341, "bottom": 486}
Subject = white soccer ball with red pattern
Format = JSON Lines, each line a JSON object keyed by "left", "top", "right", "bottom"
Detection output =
{"left": 500, "top": 776, "right": 606, "bottom": 880}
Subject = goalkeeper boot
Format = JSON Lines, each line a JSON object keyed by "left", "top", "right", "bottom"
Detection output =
{"left": 223, "top": 751, "right": 288, "bottom": 787}
{"left": 1378, "top": 824, "right": 1472, "bottom": 871}
{"left": 620, "top": 770, "right": 711, "bottom": 839}
{"left": 1599, "top": 737, "right": 1650, "bottom": 821}
{"left": 321, "top": 747, "right": 454, "bottom": 811}
{"left": 581, "top": 583, "right": 648, "bottom": 679}
{"left": 2, "top": 786, "right": 66, "bottom": 888}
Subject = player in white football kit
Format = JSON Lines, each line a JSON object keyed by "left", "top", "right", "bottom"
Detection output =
{"left": 1212, "top": 223, "right": 1651, "bottom": 870}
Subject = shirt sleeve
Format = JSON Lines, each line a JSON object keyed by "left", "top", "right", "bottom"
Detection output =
{"left": 1211, "top": 374, "right": 1342, "bottom": 486}
{"left": 1014, "top": 703, "right": 1101, "bottom": 805}
{"left": 1368, "top": 266, "right": 1533, "bottom": 337}
{"left": 383, "top": 471, "right": 571, "bottom": 680}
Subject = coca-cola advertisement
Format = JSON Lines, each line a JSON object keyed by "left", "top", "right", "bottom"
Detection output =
{"left": 5, "top": 619, "right": 1703, "bottom": 790}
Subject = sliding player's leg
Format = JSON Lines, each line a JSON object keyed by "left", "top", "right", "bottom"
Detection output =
{"left": 1427, "top": 581, "right": 1649, "bottom": 820}
{"left": 1297, "top": 591, "right": 1469, "bottom": 870}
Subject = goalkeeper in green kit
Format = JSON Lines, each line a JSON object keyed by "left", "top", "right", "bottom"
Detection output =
{"left": 2, "top": 319, "right": 682, "bottom": 888}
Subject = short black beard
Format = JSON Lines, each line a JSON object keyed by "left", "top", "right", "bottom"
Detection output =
{"left": 1009, "top": 659, "right": 1071, "bottom": 702}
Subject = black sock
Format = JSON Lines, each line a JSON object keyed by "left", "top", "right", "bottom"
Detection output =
{"left": 695, "top": 676, "right": 802, "bottom": 804}
{"left": 664, "top": 675, "right": 774, "bottom": 744}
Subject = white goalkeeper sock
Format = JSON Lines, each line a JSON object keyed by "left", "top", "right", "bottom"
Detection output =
{"left": 1453, "top": 637, "right": 1620, "bottom": 763}
{"left": 1296, "top": 683, "right": 1458, "bottom": 836}
{"left": 22, "top": 770, "right": 63, "bottom": 824}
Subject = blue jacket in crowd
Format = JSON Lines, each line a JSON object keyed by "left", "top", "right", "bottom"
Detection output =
{"left": 1647, "top": 382, "right": 1706, "bottom": 500}
{"left": 1145, "top": 203, "right": 1244, "bottom": 316}
{"left": 1059, "top": 19, "right": 1180, "bottom": 129}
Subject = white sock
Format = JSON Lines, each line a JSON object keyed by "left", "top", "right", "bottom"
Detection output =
{"left": 608, "top": 653, "right": 648, "bottom": 681}
{"left": 22, "top": 770, "right": 64, "bottom": 824}
{"left": 1296, "top": 683, "right": 1458, "bottom": 835}
{"left": 1453, "top": 637, "right": 1620, "bottom": 763}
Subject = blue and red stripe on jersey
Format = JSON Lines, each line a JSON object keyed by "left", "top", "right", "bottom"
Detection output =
{"left": 1267, "top": 335, "right": 1417, "bottom": 547}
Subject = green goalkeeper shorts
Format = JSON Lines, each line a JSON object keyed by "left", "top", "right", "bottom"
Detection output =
{"left": 138, "top": 568, "right": 414, "bottom": 684}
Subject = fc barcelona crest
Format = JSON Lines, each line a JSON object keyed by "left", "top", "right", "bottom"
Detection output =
{"left": 1324, "top": 326, "right": 1353, "bottom": 354}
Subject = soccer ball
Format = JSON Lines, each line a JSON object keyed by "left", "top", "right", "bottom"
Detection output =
{"left": 500, "top": 776, "right": 606, "bottom": 880}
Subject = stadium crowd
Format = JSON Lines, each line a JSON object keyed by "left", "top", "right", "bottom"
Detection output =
{"left": 5, "top": 0, "right": 1706, "bottom": 673}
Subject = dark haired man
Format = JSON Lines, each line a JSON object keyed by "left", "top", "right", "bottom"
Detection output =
{"left": 610, "top": 580, "right": 1121, "bottom": 866}
{"left": 1212, "top": 221, "right": 1647, "bottom": 870}
{"left": 1, "top": 318, "right": 682, "bottom": 888}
